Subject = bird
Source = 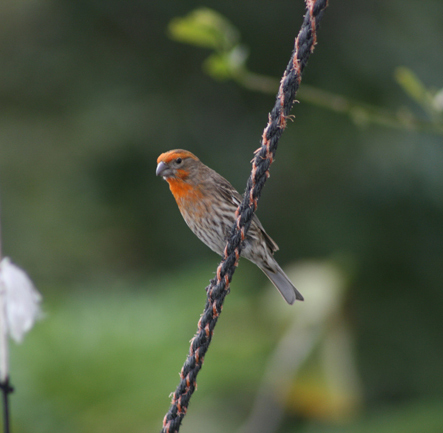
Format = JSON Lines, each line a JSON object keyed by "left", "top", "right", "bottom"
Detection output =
{"left": 156, "top": 149, "right": 303, "bottom": 304}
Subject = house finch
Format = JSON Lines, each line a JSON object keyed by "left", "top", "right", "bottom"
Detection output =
{"left": 156, "top": 149, "right": 303, "bottom": 304}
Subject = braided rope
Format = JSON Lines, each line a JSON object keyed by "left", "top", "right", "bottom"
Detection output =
{"left": 161, "top": 1, "right": 328, "bottom": 431}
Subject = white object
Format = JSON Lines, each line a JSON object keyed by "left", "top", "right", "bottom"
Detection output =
{"left": 0, "top": 257, "right": 42, "bottom": 343}
{"left": 0, "top": 257, "right": 42, "bottom": 381}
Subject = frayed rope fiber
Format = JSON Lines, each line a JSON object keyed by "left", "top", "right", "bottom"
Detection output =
{"left": 161, "top": 1, "right": 329, "bottom": 432}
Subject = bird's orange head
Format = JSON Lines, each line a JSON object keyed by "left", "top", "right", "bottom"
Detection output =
{"left": 156, "top": 149, "right": 200, "bottom": 181}
{"left": 156, "top": 149, "right": 206, "bottom": 206}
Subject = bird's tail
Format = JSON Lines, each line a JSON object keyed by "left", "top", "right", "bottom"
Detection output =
{"left": 260, "top": 261, "right": 304, "bottom": 304}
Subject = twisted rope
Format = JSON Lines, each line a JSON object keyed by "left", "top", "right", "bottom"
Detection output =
{"left": 161, "top": 1, "right": 328, "bottom": 431}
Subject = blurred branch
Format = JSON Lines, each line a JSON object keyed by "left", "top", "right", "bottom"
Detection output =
{"left": 168, "top": 8, "right": 443, "bottom": 136}
{"left": 238, "top": 260, "right": 362, "bottom": 433}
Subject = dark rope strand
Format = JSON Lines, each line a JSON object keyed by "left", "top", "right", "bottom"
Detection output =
{"left": 161, "top": 1, "right": 328, "bottom": 431}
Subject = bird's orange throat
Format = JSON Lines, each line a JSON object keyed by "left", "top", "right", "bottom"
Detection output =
{"left": 166, "top": 177, "right": 203, "bottom": 208}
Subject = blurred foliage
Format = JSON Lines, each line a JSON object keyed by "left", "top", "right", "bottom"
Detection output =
{"left": 300, "top": 399, "right": 443, "bottom": 433}
{"left": 168, "top": 8, "right": 443, "bottom": 134}
{"left": 8, "top": 264, "right": 443, "bottom": 433}
{"left": 9, "top": 265, "right": 298, "bottom": 433}
{"left": 1, "top": 0, "right": 443, "bottom": 432}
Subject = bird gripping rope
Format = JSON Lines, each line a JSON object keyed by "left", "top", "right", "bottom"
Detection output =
{"left": 161, "top": 1, "right": 329, "bottom": 431}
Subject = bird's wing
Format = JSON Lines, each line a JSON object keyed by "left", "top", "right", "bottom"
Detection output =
{"left": 252, "top": 214, "right": 279, "bottom": 253}
{"left": 213, "top": 171, "right": 279, "bottom": 254}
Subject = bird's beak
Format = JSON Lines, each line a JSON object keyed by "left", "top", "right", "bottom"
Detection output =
{"left": 156, "top": 161, "right": 172, "bottom": 178}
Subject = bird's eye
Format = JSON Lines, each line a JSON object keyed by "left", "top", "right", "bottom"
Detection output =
{"left": 175, "top": 158, "right": 182, "bottom": 164}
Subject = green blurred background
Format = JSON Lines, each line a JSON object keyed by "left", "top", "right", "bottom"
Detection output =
{"left": 1, "top": 0, "right": 443, "bottom": 432}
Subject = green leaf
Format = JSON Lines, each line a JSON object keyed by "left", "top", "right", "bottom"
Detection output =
{"left": 167, "top": 8, "right": 240, "bottom": 51}
{"left": 203, "top": 53, "right": 233, "bottom": 80}
{"left": 203, "top": 46, "right": 249, "bottom": 81}
{"left": 395, "top": 67, "right": 436, "bottom": 116}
